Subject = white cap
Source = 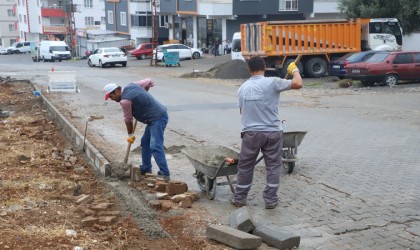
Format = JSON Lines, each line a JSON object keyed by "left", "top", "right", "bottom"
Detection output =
{"left": 103, "top": 83, "right": 119, "bottom": 100}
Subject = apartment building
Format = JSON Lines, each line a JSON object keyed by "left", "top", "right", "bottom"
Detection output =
{"left": 0, "top": 0, "right": 19, "bottom": 48}
{"left": 158, "top": 0, "right": 313, "bottom": 54}
{"left": 312, "top": 0, "right": 343, "bottom": 19}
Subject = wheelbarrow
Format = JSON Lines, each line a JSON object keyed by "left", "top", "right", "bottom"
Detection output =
{"left": 182, "top": 145, "right": 239, "bottom": 200}
{"left": 254, "top": 121, "right": 307, "bottom": 173}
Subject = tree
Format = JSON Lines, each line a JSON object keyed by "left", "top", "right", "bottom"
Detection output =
{"left": 338, "top": 0, "right": 420, "bottom": 34}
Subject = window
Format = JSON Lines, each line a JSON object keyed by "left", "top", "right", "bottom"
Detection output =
{"left": 393, "top": 54, "right": 413, "bottom": 64}
{"left": 159, "top": 15, "right": 168, "bottom": 27}
{"left": 38, "top": 16, "right": 41, "bottom": 24}
{"left": 107, "top": 11, "right": 113, "bottom": 24}
{"left": 19, "top": 14, "right": 22, "bottom": 22}
{"left": 414, "top": 53, "right": 420, "bottom": 63}
{"left": 131, "top": 13, "right": 152, "bottom": 27}
{"left": 24, "top": 15, "right": 27, "bottom": 24}
{"left": 85, "top": 16, "right": 94, "bottom": 26}
{"left": 279, "top": 0, "right": 298, "bottom": 11}
{"left": 120, "top": 12, "right": 127, "bottom": 26}
{"left": 7, "top": 9, "right": 15, "bottom": 17}
{"left": 101, "top": 16, "right": 106, "bottom": 24}
{"left": 10, "top": 39, "right": 16, "bottom": 45}
{"left": 9, "top": 24, "right": 16, "bottom": 32}
{"left": 84, "top": 0, "right": 92, "bottom": 8}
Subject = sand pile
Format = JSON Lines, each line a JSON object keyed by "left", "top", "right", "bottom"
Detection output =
{"left": 183, "top": 60, "right": 250, "bottom": 80}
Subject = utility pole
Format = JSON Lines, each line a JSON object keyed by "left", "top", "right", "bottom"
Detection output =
{"left": 65, "top": 0, "right": 76, "bottom": 57}
{"left": 150, "top": 0, "right": 159, "bottom": 66}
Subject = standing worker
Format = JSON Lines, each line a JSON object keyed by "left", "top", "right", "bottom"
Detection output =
{"left": 103, "top": 79, "right": 170, "bottom": 180}
{"left": 232, "top": 56, "right": 302, "bottom": 209}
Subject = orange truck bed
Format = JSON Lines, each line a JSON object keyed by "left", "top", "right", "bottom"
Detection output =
{"left": 241, "top": 18, "right": 369, "bottom": 57}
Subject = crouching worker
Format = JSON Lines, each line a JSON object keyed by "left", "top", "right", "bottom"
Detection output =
{"left": 103, "top": 79, "right": 170, "bottom": 180}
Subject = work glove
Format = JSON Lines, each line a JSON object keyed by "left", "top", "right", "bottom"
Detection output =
{"left": 127, "top": 134, "right": 136, "bottom": 144}
{"left": 287, "top": 62, "right": 299, "bottom": 75}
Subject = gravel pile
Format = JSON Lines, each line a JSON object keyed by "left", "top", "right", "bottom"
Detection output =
{"left": 183, "top": 60, "right": 250, "bottom": 80}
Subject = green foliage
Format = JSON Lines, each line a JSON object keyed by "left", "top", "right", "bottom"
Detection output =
{"left": 338, "top": 0, "right": 420, "bottom": 34}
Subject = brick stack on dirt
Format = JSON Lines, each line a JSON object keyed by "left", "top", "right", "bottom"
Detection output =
{"left": 132, "top": 172, "right": 200, "bottom": 212}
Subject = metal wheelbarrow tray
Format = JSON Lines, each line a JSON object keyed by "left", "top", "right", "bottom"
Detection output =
{"left": 253, "top": 130, "right": 307, "bottom": 174}
{"left": 182, "top": 145, "right": 239, "bottom": 200}
{"left": 281, "top": 131, "right": 307, "bottom": 173}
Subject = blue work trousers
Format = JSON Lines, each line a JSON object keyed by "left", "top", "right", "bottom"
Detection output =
{"left": 140, "top": 113, "right": 170, "bottom": 176}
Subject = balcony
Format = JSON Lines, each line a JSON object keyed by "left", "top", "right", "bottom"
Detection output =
{"left": 41, "top": 6, "right": 66, "bottom": 17}
{"left": 43, "top": 24, "right": 67, "bottom": 34}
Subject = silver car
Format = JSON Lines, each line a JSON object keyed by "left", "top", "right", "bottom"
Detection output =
{"left": 87, "top": 47, "right": 127, "bottom": 68}
{"left": 0, "top": 47, "right": 8, "bottom": 55}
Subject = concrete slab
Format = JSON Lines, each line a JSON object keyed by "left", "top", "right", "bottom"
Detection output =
{"left": 206, "top": 224, "right": 261, "bottom": 249}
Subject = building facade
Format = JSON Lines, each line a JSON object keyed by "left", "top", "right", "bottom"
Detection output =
{"left": 157, "top": 0, "right": 314, "bottom": 54}
{"left": 0, "top": 0, "right": 19, "bottom": 48}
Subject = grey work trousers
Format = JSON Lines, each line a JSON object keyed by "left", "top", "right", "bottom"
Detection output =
{"left": 234, "top": 131, "right": 283, "bottom": 205}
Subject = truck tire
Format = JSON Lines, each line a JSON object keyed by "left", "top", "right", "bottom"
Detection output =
{"left": 281, "top": 59, "right": 304, "bottom": 78}
{"left": 305, "top": 57, "right": 327, "bottom": 78}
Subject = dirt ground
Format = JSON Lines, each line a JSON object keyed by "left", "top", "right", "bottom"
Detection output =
{"left": 0, "top": 80, "right": 226, "bottom": 249}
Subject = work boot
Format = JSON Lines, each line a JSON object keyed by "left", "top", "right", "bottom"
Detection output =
{"left": 140, "top": 165, "right": 151, "bottom": 176}
{"left": 265, "top": 201, "right": 279, "bottom": 209}
{"left": 157, "top": 171, "right": 170, "bottom": 181}
{"left": 231, "top": 199, "right": 246, "bottom": 208}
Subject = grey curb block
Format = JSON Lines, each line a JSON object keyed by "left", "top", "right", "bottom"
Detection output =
{"left": 34, "top": 84, "right": 111, "bottom": 176}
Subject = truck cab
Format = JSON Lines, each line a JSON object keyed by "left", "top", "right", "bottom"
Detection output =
{"left": 363, "top": 18, "right": 403, "bottom": 51}
{"left": 231, "top": 32, "right": 244, "bottom": 61}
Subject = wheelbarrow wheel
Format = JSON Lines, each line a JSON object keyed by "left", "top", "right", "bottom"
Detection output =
{"left": 282, "top": 150, "right": 295, "bottom": 174}
{"left": 196, "top": 171, "right": 207, "bottom": 192}
{"left": 283, "top": 162, "right": 295, "bottom": 174}
{"left": 206, "top": 177, "right": 216, "bottom": 200}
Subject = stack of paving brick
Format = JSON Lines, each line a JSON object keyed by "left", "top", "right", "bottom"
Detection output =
{"left": 75, "top": 194, "right": 121, "bottom": 228}
{"left": 206, "top": 207, "right": 301, "bottom": 249}
{"left": 135, "top": 172, "right": 200, "bottom": 212}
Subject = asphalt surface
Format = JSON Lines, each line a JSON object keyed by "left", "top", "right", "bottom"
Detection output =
{"left": 1, "top": 52, "right": 420, "bottom": 249}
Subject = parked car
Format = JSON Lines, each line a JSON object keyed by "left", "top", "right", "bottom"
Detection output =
{"left": 153, "top": 44, "right": 202, "bottom": 61}
{"left": 129, "top": 43, "right": 156, "bottom": 60}
{"left": 0, "top": 47, "right": 8, "bottom": 55}
{"left": 87, "top": 47, "right": 127, "bottom": 68}
{"left": 7, "top": 41, "right": 36, "bottom": 54}
{"left": 328, "top": 51, "right": 380, "bottom": 79}
{"left": 345, "top": 51, "right": 420, "bottom": 86}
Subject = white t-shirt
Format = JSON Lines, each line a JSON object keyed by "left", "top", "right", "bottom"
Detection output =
{"left": 238, "top": 75, "right": 291, "bottom": 132}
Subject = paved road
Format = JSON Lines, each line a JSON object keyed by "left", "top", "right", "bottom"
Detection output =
{"left": 1, "top": 53, "right": 420, "bottom": 249}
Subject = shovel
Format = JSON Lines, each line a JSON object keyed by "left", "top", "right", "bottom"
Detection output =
{"left": 124, "top": 120, "right": 138, "bottom": 164}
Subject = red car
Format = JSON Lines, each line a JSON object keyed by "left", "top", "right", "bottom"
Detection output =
{"left": 129, "top": 43, "right": 157, "bottom": 60}
{"left": 346, "top": 51, "right": 420, "bottom": 86}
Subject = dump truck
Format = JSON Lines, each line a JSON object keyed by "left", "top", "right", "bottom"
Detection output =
{"left": 240, "top": 18, "right": 403, "bottom": 77}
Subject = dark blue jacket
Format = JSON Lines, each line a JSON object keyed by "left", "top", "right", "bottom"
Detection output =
{"left": 122, "top": 83, "right": 167, "bottom": 124}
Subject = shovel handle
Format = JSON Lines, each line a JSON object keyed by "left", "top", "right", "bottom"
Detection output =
{"left": 123, "top": 120, "right": 138, "bottom": 164}
{"left": 285, "top": 55, "right": 302, "bottom": 80}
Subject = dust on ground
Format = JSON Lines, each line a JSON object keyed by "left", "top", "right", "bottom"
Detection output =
{"left": 182, "top": 60, "right": 250, "bottom": 80}
{"left": 0, "top": 80, "right": 226, "bottom": 249}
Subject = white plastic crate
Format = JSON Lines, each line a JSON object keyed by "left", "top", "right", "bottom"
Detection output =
{"left": 47, "top": 71, "right": 78, "bottom": 93}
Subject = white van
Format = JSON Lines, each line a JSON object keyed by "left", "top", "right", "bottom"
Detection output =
{"left": 7, "top": 41, "right": 36, "bottom": 54}
{"left": 39, "top": 41, "right": 71, "bottom": 62}
{"left": 231, "top": 32, "right": 244, "bottom": 61}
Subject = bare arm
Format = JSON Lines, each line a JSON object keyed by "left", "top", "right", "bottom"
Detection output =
{"left": 125, "top": 121, "right": 134, "bottom": 135}
{"left": 291, "top": 71, "right": 303, "bottom": 89}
